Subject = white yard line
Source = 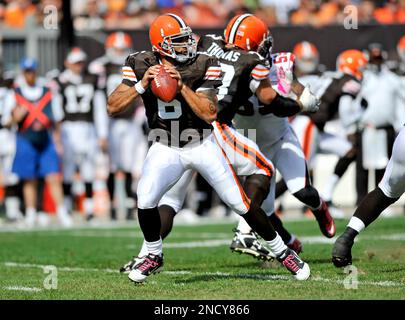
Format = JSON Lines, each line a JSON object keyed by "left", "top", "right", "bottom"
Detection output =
{"left": 3, "top": 261, "right": 404, "bottom": 288}
{"left": 127, "top": 239, "right": 231, "bottom": 250}
{"left": 3, "top": 286, "right": 42, "bottom": 292}
{"left": 3, "top": 262, "right": 117, "bottom": 273}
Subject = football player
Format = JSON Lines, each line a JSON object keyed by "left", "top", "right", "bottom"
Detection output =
{"left": 0, "top": 63, "right": 22, "bottom": 222}
{"left": 53, "top": 47, "right": 109, "bottom": 221}
{"left": 355, "top": 43, "right": 404, "bottom": 206}
{"left": 108, "top": 14, "right": 311, "bottom": 283}
{"left": 394, "top": 36, "right": 405, "bottom": 126}
{"left": 148, "top": 16, "right": 329, "bottom": 261}
{"left": 332, "top": 125, "right": 405, "bottom": 267}
{"left": 284, "top": 47, "right": 367, "bottom": 217}
{"left": 88, "top": 32, "right": 147, "bottom": 220}
{"left": 233, "top": 44, "right": 337, "bottom": 255}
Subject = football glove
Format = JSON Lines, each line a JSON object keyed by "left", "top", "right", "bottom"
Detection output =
{"left": 298, "top": 86, "right": 320, "bottom": 113}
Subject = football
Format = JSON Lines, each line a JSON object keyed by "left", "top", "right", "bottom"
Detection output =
{"left": 151, "top": 66, "right": 178, "bottom": 102}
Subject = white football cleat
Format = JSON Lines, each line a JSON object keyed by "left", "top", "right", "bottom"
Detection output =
{"left": 278, "top": 248, "right": 310, "bottom": 281}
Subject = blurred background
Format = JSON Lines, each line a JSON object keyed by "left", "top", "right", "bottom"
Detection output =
{"left": 0, "top": 0, "right": 404, "bottom": 228}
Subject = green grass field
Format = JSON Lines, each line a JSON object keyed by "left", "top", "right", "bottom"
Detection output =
{"left": 1, "top": 216, "right": 405, "bottom": 300}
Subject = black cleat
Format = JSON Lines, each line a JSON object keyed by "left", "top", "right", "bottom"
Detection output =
{"left": 332, "top": 235, "right": 354, "bottom": 268}
{"left": 230, "top": 229, "right": 275, "bottom": 261}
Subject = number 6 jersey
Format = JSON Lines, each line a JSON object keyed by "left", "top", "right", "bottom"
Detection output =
{"left": 121, "top": 51, "right": 222, "bottom": 146}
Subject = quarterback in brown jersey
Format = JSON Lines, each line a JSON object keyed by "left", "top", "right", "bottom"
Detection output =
{"left": 110, "top": 14, "right": 311, "bottom": 283}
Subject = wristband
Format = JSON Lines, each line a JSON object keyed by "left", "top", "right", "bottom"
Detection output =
{"left": 135, "top": 81, "right": 146, "bottom": 95}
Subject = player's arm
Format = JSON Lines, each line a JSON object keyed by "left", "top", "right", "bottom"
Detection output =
{"left": 255, "top": 75, "right": 319, "bottom": 117}
{"left": 165, "top": 65, "right": 217, "bottom": 123}
{"left": 2, "top": 90, "right": 25, "bottom": 127}
{"left": 107, "top": 61, "right": 161, "bottom": 116}
{"left": 94, "top": 89, "right": 109, "bottom": 152}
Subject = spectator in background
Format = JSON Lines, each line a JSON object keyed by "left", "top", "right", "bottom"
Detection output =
{"left": 255, "top": 2, "right": 278, "bottom": 26}
{"left": 3, "top": 0, "right": 36, "bottom": 28}
{"left": 104, "top": 0, "right": 142, "bottom": 29}
{"left": 374, "top": 0, "right": 405, "bottom": 24}
{"left": 182, "top": 1, "right": 224, "bottom": 28}
{"left": 290, "top": 0, "right": 320, "bottom": 25}
{"left": 358, "top": 0, "right": 378, "bottom": 24}
{"left": 258, "top": 0, "right": 299, "bottom": 24}
{"left": 74, "top": 0, "right": 104, "bottom": 30}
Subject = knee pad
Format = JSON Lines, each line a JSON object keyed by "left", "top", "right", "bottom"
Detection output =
{"left": 293, "top": 186, "right": 321, "bottom": 209}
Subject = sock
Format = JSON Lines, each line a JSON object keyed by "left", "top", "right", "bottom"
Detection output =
{"left": 266, "top": 233, "right": 287, "bottom": 256}
{"left": 242, "top": 206, "right": 277, "bottom": 241}
{"left": 268, "top": 213, "right": 292, "bottom": 244}
{"left": 145, "top": 238, "right": 162, "bottom": 256}
{"left": 64, "top": 196, "right": 73, "bottom": 213}
{"left": 287, "top": 234, "right": 296, "bottom": 246}
{"left": 57, "top": 205, "right": 69, "bottom": 217}
{"left": 137, "top": 207, "right": 161, "bottom": 242}
{"left": 347, "top": 216, "right": 365, "bottom": 233}
{"left": 138, "top": 240, "right": 149, "bottom": 257}
{"left": 84, "top": 198, "right": 93, "bottom": 217}
{"left": 237, "top": 215, "right": 252, "bottom": 234}
{"left": 5, "top": 196, "right": 22, "bottom": 220}
{"left": 322, "top": 174, "right": 339, "bottom": 202}
{"left": 26, "top": 207, "right": 37, "bottom": 219}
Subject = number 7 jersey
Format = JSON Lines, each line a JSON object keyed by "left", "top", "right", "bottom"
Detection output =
{"left": 121, "top": 51, "right": 222, "bottom": 145}
{"left": 197, "top": 34, "right": 271, "bottom": 125}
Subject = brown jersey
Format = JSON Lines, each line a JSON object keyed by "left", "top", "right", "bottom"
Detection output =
{"left": 198, "top": 34, "right": 271, "bottom": 125}
{"left": 122, "top": 51, "right": 222, "bottom": 146}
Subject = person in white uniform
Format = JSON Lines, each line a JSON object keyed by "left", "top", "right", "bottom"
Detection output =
{"left": 355, "top": 43, "right": 405, "bottom": 205}
{"left": 332, "top": 125, "right": 405, "bottom": 267}
{"left": 53, "top": 48, "right": 109, "bottom": 221}
{"left": 89, "top": 32, "right": 147, "bottom": 220}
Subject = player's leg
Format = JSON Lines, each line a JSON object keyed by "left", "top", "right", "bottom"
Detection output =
{"left": 11, "top": 134, "right": 39, "bottom": 227}
{"left": 319, "top": 132, "right": 355, "bottom": 216}
{"left": 40, "top": 137, "right": 72, "bottom": 227}
{"left": 122, "top": 120, "right": 147, "bottom": 220}
{"left": 332, "top": 127, "right": 405, "bottom": 267}
{"left": 270, "top": 128, "right": 336, "bottom": 238}
{"left": 120, "top": 169, "right": 194, "bottom": 274}
{"left": 262, "top": 171, "right": 303, "bottom": 254}
{"left": 0, "top": 131, "right": 22, "bottom": 221}
{"left": 213, "top": 122, "right": 275, "bottom": 260}
{"left": 60, "top": 124, "right": 76, "bottom": 214}
{"left": 194, "top": 135, "right": 310, "bottom": 280}
{"left": 128, "top": 142, "right": 188, "bottom": 283}
{"left": 107, "top": 120, "right": 119, "bottom": 220}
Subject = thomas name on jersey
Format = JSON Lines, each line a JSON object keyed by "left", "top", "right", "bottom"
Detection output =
{"left": 204, "top": 40, "right": 241, "bottom": 63}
